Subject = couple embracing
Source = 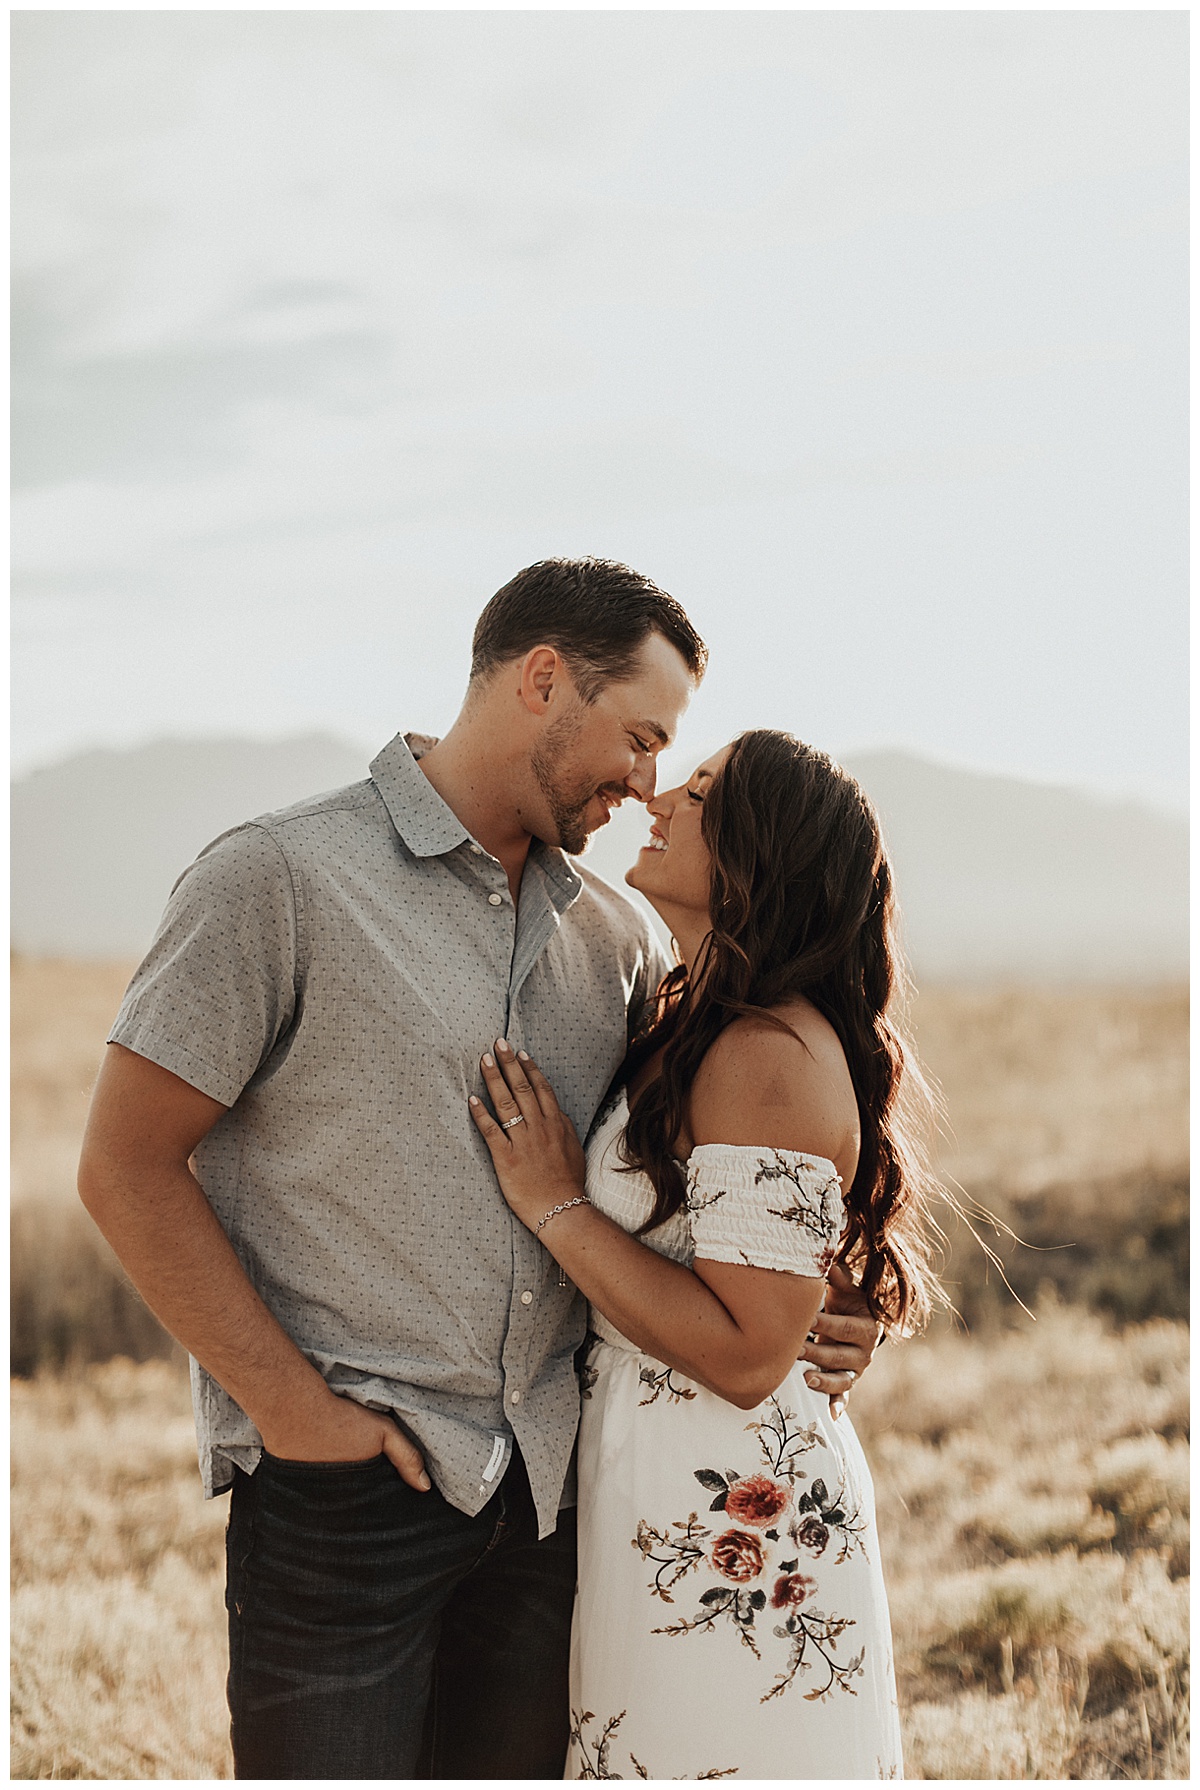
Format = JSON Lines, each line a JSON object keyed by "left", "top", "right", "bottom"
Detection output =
{"left": 81, "top": 557, "right": 937, "bottom": 1779}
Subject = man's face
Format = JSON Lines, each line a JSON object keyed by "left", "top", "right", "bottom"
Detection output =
{"left": 528, "top": 633, "right": 696, "bottom": 854}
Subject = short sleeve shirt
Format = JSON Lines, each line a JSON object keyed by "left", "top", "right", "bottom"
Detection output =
{"left": 108, "top": 732, "right": 670, "bottom": 1537}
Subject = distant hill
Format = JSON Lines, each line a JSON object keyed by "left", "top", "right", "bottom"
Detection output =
{"left": 11, "top": 736, "right": 369, "bottom": 959}
{"left": 10, "top": 734, "right": 1188, "bottom": 980}
{"left": 843, "top": 751, "right": 1187, "bottom": 982}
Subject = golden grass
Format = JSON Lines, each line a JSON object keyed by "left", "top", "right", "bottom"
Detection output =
{"left": 11, "top": 1362, "right": 231, "bottom": 1780}
{"left": 11, "top": 1307, "right": 1187, "bottom": 1780}
{"left": 850, "top": 1302, "right": 1189, "bottom": 1779}
{"left": 910, "top": 985, "right": 1188, "bottom": 1196}
{"left": 12, "top": 960, "right": 1188, "bottom": 1212}
{"left": 9, "top": 960, "right": 1190, "bottom": 1776}
{"left": 10, "top": 960, "right": 1190, "bottom": 1364}
{"left": 10, "top": 958, "right": 138, "bottom": 1209}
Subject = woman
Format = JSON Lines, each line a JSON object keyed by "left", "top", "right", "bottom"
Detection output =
{"left": 469, "top": 731, "right": 940, "bottom": 1780}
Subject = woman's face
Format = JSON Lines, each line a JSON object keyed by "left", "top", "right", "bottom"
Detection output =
{"left": 625, "top": 745, "right": 731, "bottom": 917}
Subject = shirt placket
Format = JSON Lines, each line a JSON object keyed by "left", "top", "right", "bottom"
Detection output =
{"left": 494, "top": 853, "right": 582, "bottom": 1499}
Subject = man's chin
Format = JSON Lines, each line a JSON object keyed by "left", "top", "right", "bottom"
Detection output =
{"left": 568, "top": 802, "right": 618, "bottom": 855}
{"left": 558, "top": 816, "right": 597, "bottom": 856}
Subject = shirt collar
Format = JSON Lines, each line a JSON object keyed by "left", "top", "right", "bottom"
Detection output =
{"left": 369, "top": 733, "right": 584, "bottom": 908}
{"left": 369, "top": 732, "right": 471, "bottom": 858}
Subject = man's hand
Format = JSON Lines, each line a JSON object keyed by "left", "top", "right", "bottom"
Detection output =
{"left": 801, "top": 1263, "right": 884, "bottom": 1419}
{"left": 259, "top": 1385, "right": 431, "bottom": 1489}
{"left": 79, "top": 1044, "right": 431, "bottom": 1492}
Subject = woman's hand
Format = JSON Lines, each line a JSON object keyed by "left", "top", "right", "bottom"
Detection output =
{"left": 469, "top": 1041, "right": 587, "bottom": 1231}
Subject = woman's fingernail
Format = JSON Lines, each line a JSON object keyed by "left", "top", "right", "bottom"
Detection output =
{"left": 496, "top": 1038, "right": 511, "bottom": 1054}
{"left": 418, "top": 1473, "right": 431, "bottom": 1490}
{"left": 482, "top": 1053, "right": 494, "bottom": 1068}
{"left": 468, "top": 1095, "right": 480, "bottom": 1107}
{"left": 805, "top": 1372, "right": 820, "bottom": 1389}
{"left": 517, "top": 1049, "right": 530, "bottom": 1061}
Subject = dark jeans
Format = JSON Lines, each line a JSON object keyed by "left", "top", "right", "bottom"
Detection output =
{"left": 226, "top": 1445, "right": 576, "bottom": 1779}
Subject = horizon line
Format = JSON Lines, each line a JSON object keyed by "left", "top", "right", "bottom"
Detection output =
{"left": 9, "top": 727, "right": 1189, "bottom": 824}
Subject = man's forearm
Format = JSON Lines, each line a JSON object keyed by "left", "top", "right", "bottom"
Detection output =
{"left": 79, "top": 1155, "right": 330, "bottom": 1440}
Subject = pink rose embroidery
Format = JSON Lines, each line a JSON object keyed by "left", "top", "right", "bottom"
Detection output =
{"left": 724, "top": 1473, "right": 792, "bottom": 1529}
{"left": 710, "top": 1528, "right": 766, "bottom": 1583}
{"left": 771, "top": 1572, "right": 818, "bottom": 1609}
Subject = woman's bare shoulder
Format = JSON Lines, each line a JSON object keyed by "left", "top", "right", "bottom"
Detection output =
{"left": 689, "top": 1003, "right": 859, "bottom": 1164}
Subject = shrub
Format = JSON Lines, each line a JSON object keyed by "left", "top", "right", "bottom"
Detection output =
{"left": 11, "top": 1201, "right": 178, "bottom": 1376}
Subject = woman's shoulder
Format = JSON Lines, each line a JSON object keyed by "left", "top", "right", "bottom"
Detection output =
{"left": 689, "top": 1002, "right": 859, "bottom": 1169}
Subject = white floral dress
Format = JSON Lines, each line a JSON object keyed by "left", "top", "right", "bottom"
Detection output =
{"left": 567, "top": 1090, "right": 903, "bottom": 1782}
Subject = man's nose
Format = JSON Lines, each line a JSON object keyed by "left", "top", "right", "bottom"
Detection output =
{"left": 626, "top": 760, "right": 657, "bottom": 802}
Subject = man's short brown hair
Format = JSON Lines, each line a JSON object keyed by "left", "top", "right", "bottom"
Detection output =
{"left": 470, "top": 557, "right": 707, "bottom": 701}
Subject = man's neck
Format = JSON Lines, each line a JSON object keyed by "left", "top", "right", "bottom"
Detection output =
{"left": 416, "top": 721, "right": 535, "bottom": 904}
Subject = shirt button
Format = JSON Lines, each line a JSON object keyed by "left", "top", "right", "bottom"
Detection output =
{"left": 487, "top": 892, "right": 503, "bottom": 906}
{"left": 520, "top": 1290, "right": 533, "bottom": 1305}
{"left": 470, "top": 844, "right": 483, "bottom": 856}
{"left": 509, "top": 1389, "right": 522, "bottom": 1405}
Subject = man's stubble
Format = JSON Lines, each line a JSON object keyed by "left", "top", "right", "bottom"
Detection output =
{"left": 530, "top": 709, "right": 622, "bottom": 856}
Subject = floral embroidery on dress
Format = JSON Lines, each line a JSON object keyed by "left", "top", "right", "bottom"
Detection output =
{"left": 575, "top": 1105, "right": 903, "bottom": 1777}
{"left": 684, "top": 1176, "right": 730, "bottom": 1216}
{"left": 639, "top": 1365, "right": 697, "bottom": 1406}
{"left": 753, "top": 1154, "right": 844, "bottom": 1275}
{"left": 569, "top": 1709, "right": 738, "bottom": 1779}
{"left": 630, "top": 1399, "right": 867, "bottom": 1703}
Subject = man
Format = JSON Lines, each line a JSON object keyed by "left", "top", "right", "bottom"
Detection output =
{"left": 78, "top": 557, "right": 879, "bottom": 1780}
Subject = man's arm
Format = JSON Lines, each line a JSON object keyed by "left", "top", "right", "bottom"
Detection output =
{"left": 800, "top": 1264, "right": 884, "bottom": 1418}
{"left": 78, "top": 1044, "right": 430, "bottom": 1486}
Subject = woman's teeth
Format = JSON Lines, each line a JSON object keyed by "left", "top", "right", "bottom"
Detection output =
{"left": 647, "top": 836, "right": 668, "bottom": 851}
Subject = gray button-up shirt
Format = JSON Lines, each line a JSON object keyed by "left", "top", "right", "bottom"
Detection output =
{"left": 108, "top": 732, "right": 669, "bottom": 1537}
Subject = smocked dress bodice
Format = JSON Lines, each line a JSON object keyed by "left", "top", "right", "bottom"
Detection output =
{"left": 582, "top": 1087, "right": 846, "bottom": 1350}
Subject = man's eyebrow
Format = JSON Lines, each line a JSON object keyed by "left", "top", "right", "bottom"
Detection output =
{"left": 634, "top": 719, "right": 671, "bottom": 748}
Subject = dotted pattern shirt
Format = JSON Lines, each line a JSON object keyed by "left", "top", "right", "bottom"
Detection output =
{"left": 108, "top": 732, "right": 670, "bottom": 1537}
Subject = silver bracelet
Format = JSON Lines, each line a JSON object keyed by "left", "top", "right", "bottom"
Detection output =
{"left": 535, "top": 1194, "right": 590, "bottom": 1236}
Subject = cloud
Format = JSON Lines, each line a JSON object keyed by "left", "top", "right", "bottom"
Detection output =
{"left": 12, "top": 276, "right": 393, "bottom": 488}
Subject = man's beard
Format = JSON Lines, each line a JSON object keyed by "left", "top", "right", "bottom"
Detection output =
{"left": 530, "top": 715, "right": 623, "bottom": 855}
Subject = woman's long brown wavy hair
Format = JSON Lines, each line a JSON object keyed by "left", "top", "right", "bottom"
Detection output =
{"left": 620, "top": 730, "right": 943, "bottom": 1335}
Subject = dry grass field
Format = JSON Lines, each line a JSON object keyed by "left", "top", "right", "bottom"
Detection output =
{"left": 10, "top": 958, "right": 1190, "bottom": 1779}
{"left": 12, "top": 1314, "right": 1188, "bottom": 1780}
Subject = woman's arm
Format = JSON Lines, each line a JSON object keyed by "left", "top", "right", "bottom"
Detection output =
{"left": 470, "top": 1043, "right": 827, "bottom": 1409}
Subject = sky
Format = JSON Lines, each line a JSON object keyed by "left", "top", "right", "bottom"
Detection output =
{"left": 11, "top": 10, "right": 1188, "bottom": 812}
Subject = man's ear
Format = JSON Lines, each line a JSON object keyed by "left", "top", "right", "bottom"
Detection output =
{"left": 517, "top": 646, "right": 565, "bottom": 716}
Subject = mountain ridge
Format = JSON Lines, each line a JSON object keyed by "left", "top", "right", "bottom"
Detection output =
{"left": 11, "top": 734, "right": 1187, "bottom": 979}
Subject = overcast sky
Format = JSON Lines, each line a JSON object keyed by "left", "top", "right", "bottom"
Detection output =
{"left": 11, "top": 11, "right": 1187, "bottom": 811}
